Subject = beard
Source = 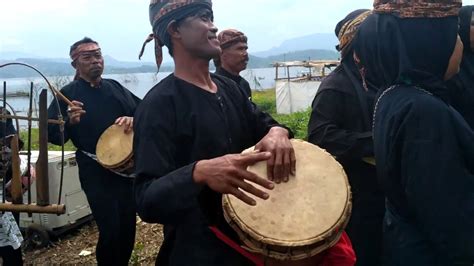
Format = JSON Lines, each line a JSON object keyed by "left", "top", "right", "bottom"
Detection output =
{"left": 88, "top": 67, "right": 103, "bottom": 79}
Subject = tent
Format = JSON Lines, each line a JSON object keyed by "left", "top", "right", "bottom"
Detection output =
{"left": 273, "top": 60, "right": 339, "bottom": 114}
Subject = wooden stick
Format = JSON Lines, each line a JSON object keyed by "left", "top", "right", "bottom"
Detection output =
{"left": 10, "top": 135, "right": 23, "bottom": 204}
{"left": 50, "top": 85, "right": 73, "bottom": 107}
{"left": 0, "top": 114, "right": 65, "bottom": 125}
{"left": 36, "top": 90, "right": 50, "bottom": 206}
{"left": 0, "top": 202, "right": 65, "bottom": 214}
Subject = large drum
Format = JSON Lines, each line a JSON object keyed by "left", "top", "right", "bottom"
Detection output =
{"left": 222, "top": 139, "right": 352, "bottom": 265}
{"left": 96, "top": 124, "right": 134, "bottom": 175}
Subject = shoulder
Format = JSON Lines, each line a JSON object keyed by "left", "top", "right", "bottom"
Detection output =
{"left": 381, "top": 86, "right": 453, "bottom": 127}
{"left": 102, "top": 78, "right": 126, "bottom": 89}
{"left": 318, "top": 65, "right": 354, "bottom": 95}
{"left": 139, "top": 74, "right": 176, "bottom": 106}
{"left": 211, "top": 73, "right": 242, "bottom": 96}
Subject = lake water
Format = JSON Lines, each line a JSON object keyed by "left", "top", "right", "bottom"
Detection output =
{"left": 0, "top": 67, "right": 306, "bottom": 129}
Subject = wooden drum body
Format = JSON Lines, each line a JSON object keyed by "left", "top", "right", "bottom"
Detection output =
{"left": 96, "top": 124, "right": 134, "bottom": 175}
{"left": 222, "top": 139, "right": 352, "bottom": 264}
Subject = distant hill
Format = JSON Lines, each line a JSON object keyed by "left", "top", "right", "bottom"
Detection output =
{"left": 253, "top": 33, "right": 338, "bottom": 57}
{"left": 0, "top": 57, "right": 169, "bottom": 79}
{"left": 0, "top": 49, "right": 338, "bottom": 79}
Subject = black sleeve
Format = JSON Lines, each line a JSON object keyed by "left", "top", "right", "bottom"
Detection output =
{"left": 47, "top": 89, "right": 71, "bottom": 146}
{"left": 133, "top": 94, "right": 203, "bottom": 224}
{"left": 307, "top": 90, "right": 373, "bottom": 159}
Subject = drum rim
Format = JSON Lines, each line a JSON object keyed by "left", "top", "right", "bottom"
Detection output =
{"left": 222, "top": 185, "right": 351, "bottom": 247}
{"left": 96, "top": 124, "right": 134, "bottom": 167}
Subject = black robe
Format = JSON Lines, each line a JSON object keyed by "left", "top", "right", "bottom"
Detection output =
{"left": 215, "top": 67, "right": 252, "bottom": 100}
{"left": 307, "top": 58, "right": 384, "bottom": 266}
{"left": 374, "top": 85, "right": 474, "bottom": 265}
{"left": 355, "top": 13, "right": 474, "bottom": 265}
{"left": 133, "top": 73, "right": 287, "bottom": 266}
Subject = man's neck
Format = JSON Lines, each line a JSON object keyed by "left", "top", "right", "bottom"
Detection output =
{"left": 221, "top": 64, "right": 240, "bottom": 76}
{"left": 174, "top": 55, "right": 217, "bottom": 93}
{"left": 80, "top": 75, "right": 102, "bottom": 88}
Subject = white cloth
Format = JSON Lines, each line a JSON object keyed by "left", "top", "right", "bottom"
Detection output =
{"left": 0, "top": 212, "right": 23, "bottom": 249}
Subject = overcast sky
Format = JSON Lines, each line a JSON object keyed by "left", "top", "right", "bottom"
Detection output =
{"left": 2, "top": 0, "right": 474, "bottom": 62}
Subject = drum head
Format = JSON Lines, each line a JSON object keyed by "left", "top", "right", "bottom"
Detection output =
{"left": 223, "top": 139, "right": 350, "bottom": 249}
{"left": 96, "top": 124, "right": 133, "bottom": 168}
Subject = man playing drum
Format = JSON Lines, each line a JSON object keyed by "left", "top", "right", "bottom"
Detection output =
{"left": 133, "top": 1, "right": 296, "bottom": 265}
{"left": 47, "top": 37, "right": 141, "bottom": 265}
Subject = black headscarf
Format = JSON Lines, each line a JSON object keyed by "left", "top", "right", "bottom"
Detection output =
{"left": 335, "top": 9, "right": 371, "bottom": 59}
{"left": 332, "top": 9, "right": 377, "bottom": 130}
{"left": 354, "top": 13, "right": 459, "bottom": 100}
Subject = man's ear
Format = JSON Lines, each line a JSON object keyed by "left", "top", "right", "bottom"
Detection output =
{"left": 71, "top": 61, "right": 77, "bottom": 68}
{"left": 167, "top": 21, "right": 181, "bottom": 40}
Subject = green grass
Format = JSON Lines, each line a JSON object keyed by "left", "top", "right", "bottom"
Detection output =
{"left": 253, "top": 89, "right": 310, "bottom": 140}
{"left": 19, "top": 128, "right": 76, "bottom": 151}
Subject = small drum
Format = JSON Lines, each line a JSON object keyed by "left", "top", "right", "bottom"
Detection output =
{"left": 96, "top": 124, "right": 134, "bottom": 175}
{"left": 222, "top": 139, "right": 352, "bottom": 265}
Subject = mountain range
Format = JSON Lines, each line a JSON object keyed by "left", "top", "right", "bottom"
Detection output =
{"left": 0, "top": 33, "right": 339, "bottom": 79}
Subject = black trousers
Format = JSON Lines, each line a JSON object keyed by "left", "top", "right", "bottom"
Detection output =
{"left": 77, "top": 154, "right": 136, "bottom": 266}
{"left": 0, "top": 212, "right": 23, "bottom": 266}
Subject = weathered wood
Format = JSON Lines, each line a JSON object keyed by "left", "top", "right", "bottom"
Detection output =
{"left": 36, "top": 90, "right": 49, "bottom": 206}
{"left": 0, "top": 202, "right": 65, "bottom": 214}
{"left": 10, "top": 135, "right": 22, "bottom": 204}
{"left": 0, "top": 114, "right": 64, "bottom": 125}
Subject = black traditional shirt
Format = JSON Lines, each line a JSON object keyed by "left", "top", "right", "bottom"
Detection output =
{"left": 215, "top": 67, "right": 252, "bottom": 100}
{"left": 133, "top": 73, "right": 287, "bottom": 265}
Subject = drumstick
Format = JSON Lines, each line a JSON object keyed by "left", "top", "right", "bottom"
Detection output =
{"left": 50, "top": 85, "right": 74, "bottom": 107}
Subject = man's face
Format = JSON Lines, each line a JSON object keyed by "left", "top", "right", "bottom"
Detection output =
{"left": 73, "top": 43, "right": 104, "bottom": 80}
{"left": 177, "top": 9, "right": 221, "bottom": 59}
{"left": 221, "top": 42, "right": 249, "bottom": 74}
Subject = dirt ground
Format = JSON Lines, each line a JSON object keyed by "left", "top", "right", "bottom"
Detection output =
{"left": 23, "top": 216, "right": 163, "bottom": 265}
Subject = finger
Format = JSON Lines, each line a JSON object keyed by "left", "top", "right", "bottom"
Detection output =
{"left": 238, "top": 169, "right": 274, "bottom": 190}
{"left": 125, "top": 120, "right": 133, "bottom": 133}
{"left": 266, "top": 153, "right": 275, "bottom": 181}
{"left": 232, "top": 178, "right": 269, "bottom": 200}
{"left": 290, "top": 147, "right": 296, "bottom": 176}
{"left": 273, "top": 151, "right": 283, "bottom": 184}
{"left": 240, "top": 151, "right": 272, "bottom": 166}
{"left": 283, "top": 149, "right": 291, "bottom": 182}
{"left": 231, "top": 187, "right": 257, "bottom": 206}
{"left": 116, "top": 117, "right": 125, "bottom": 126}
{"left": 71, "top": 100, "right": 84, "bottom": 107}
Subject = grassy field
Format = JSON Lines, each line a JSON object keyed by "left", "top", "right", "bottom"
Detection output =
{"left": 19, "top": 89, "right": 310, "bottom": 149}
{"left": 253, "top": 89, "right": 311, "bottom": 139}
{"left": 19, "top": 129, "right": 76, "bottom": 151}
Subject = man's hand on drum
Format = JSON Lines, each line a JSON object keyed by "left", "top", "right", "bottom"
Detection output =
{"left": 115, "top": 116, "right": 133, "bottom": 133}
{"left": 67, "top": 100, "right": 86, "bottom": 125}
{"left": 193, "top": 152, "right": 275, "bottom": 206}
{"left": 255, "top": 126, "right": 296, "bottom": 184}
